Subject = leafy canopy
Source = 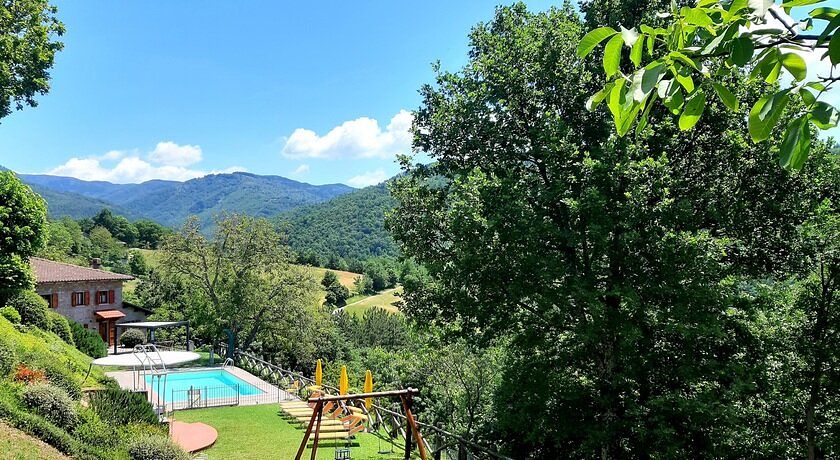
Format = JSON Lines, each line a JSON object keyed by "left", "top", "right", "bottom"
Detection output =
{"left": 578, "top": 0, "right": 840, "bottom": 170}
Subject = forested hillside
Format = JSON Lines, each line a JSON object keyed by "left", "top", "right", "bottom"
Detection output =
{"left": 276, "top": 182, "right": 398, "bottom": 265}
{"left": 15, "top": 171, "right": 354, "bottom": 230}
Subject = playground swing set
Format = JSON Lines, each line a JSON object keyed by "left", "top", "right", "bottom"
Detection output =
{"left": 294, "top": 388, "right": 428, "bottom": 460}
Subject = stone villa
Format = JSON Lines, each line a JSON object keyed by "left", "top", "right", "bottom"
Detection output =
{"left": 30, "top": 257, "right": 150, "bottom": 346}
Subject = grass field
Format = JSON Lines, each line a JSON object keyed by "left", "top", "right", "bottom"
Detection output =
{"left": 0, "top": 422, "right": 69, "bottom": 460}
{"left": 174, "top": 404, "right": 410, "bottom": 459}
{"left": 343, "top": 287, "right": 402, "bottom": 317}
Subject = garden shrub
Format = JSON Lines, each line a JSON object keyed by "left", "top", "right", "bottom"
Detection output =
{"left": 0, "top": 305, "right": 21, "bottom": 323}
{"left": 0, "top": 338, "right": 17, "bottom": 377}
{"left": 21, "top": 383, "right": 79, "bottom": 430}
{"left": 120, "top": 328, "right": 146, "bottom": 348}
{"left": 69, "top": 320, "right": 107, "bottom": 358}
{"left": 7, "top": 290, "right": 49, "bottom": 329}
{"left": 43, "top": 362, "right": 82, "bottom": 400}
{"left": 74, "top": 408, "right": 116, "bottom": 448}
{"left": 13, "top": 363, "right": 45, "bottom": 383}
{"left": 46, "top": 310, "right": 75, "bottom": 346}
{"left": 128, "top": 434, "right": 189, "bottom": 460}
{"left": 89, "top": 388, "right": 158, "bottom": 425}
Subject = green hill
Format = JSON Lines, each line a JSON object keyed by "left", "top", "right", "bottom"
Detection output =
{"left": 276, "top": 182, "right": 399, "bottom": 262}
{"left": 16, "top": 171, "right": 354, "bottom": 230}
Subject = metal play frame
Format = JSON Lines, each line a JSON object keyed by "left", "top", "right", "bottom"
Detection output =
{"left": 295, "top": 388, "right": 428, "bottom": 460}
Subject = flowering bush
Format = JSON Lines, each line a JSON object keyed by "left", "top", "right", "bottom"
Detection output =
{"left": 13, "top": 363, "right": 45, "bottom": 383}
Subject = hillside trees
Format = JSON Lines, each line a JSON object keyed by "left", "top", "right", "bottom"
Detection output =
{"left": 0, "top": 171, "right": 47, "bottom": 295}
{"left": 388, "top": 3, "right": 838, "bottom": 458}
{"left": 157, "top": 214, "right": 321, "bottom": 351}
{"left": 321, "top": 271, "right": 350, "bottom": 307}
{"left": 0, "top": 0, "right": 64, "bottom": 121}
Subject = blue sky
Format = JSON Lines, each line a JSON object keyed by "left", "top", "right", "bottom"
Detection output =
{"left": 0, "top": 1, "right": 561, "bottom": 187}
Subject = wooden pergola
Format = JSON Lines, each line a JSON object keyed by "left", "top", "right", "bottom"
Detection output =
{"left": 295, "top": 388, "right": 427, "bottom": 460}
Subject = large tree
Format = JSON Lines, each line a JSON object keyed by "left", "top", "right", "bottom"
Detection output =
{"left": 0, "top": 0, "right": 64, "bottom": 121}
{"left": 159, "top": 214, "right": 320, "bottom": 351}
{"left": 0, "top": 171, "right": 47, "bottom": 294}
{"left": 388, "top": 3, "right": 837, "bottom": 458}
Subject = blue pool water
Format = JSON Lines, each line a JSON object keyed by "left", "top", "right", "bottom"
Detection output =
{"left": 146, "top": 370, "right": 263, "bottom": 403}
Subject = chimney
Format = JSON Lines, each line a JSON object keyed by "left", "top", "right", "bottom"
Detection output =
{"left": 90, "top": 258, "right": 102, "bottom": 270}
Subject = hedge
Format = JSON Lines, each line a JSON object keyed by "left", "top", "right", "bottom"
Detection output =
{"left": 0, "top": 305, "right": 21, "bottom": 324}
{"left": 47, "top": 310, "right": 75, "bottom": 346}
{"left": 89, "top": 388, "right": 158, "bottom": 426}
{"left": 69, "top": 320, "right": 107, "bottom": 359}
{"left": 119, "top": 328, "right": 146, "bottom": 349}
{"left": 7, "top": 290, "right": 49, "bottom": 330}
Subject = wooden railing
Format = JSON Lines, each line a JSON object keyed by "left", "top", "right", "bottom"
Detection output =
{"left": 229, "top": 348, "right": 512, "bottom": 460}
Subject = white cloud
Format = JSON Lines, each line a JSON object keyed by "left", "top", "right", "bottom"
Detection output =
{"left": 281, "top": 110, "right": 413, "bottom": 159}
{"left": 46, "top": 142, "right": 246, "bottom": 183}
{"left": 147, "top": 141, "right": 202, "bottom": 166}
{"left": 346, "top": 169, "right": 388, "bottom": 188}
{"left": 291, "top": 164, "right": 310, "bottom": 175}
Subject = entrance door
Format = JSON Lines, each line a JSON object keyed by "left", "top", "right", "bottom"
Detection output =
{"left": 98, "top": 320, "right": 116, "bottom": 346}
{"left": 98, "top": 321, "right": 107, "bottom": 343}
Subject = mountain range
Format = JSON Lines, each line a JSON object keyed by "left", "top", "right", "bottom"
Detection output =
{"left": 15, "top": 171, "right": 355, "bottom": 229}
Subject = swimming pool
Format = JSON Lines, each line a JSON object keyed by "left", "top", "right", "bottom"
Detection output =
{"left": 146, "top": 369, "right": 264, "bottom": 403}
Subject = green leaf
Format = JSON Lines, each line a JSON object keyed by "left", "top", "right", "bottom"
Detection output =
{"left": 818, "top": 15, "right": 840, "bottom": 45}
{"left": 669, "top": 51, "right": 701, "bottom": 70}
{"left": 604, "top": 34, "right": 624, "bottom": 77}
{"left": 664, "top": 88, "right": 684, "bottom": 114}
{"left": 731, "top": 36, "right": 754, "bottom": 66}
{"left": 675, "top": 69, "right": 695, "bottom": 92}
{"left": 607, "top": 79, "right": 627, "bottom": 121}
{"left": 800, "top": 88, "right": 816, "bottom": 106}
{"left": 750, "top": 48, "right": 779, "bottom": 80}
{"left": 586, "top": 84, "right": 614, "bottom": 111}
{"left": 778, "top": 115, "right": 811, "bottom": 170}
{"left": 712, "top": 82, "right": 739, "bottom": 110}
{"left": 577, "top": 27, "right": 617, "bottom": 58}
{"left": 780, "top": 53, "right": 807, "bottom": 80}
{"left": 829, "top": 33, "right": 840, "bottom": 65}
{"left": 810, "top": 7, "right": 839, "bottom": 20}
{"left": 781, "top": 0, "right": 822, "bottom": 7}
{"left": 630, "top": 36, "right": 645, "bottom": 66}
{"left": 810, "top": 101, "right": 839, "bottom": 129}
{"left": 748, "top": 91, "right": 790, "bottom": 142}
{"left": 681, "top": 6, "right": 714, "bottom": 26}
{"left": 766, "top": 60, "right": 783, "bottom": 83}
{"left": 630, "top": 64, "right": 665, "bottom": 102}
{"left": 679, "top": 91, "right": 706, "bottom": 130}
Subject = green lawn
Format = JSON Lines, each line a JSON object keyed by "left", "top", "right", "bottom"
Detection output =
{"left": 343, "top": 287, "right": 403, "bottom": 317}
{"left": 174, "top": 404, "right": 410, "bottom": 459}
{"left": 0, "top": 422, "right": 69, "bottom": 460}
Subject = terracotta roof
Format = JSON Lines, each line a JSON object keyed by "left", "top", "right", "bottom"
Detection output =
{"left": 30, "top": 257, "right": 134, "bottom": 283}
{"left": 94, "top": 309, "right": 126, "bottom": 320}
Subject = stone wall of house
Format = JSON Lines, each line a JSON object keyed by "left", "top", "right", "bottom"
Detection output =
{"left": 34, "top": 280, "right": 146, "bottom": 330}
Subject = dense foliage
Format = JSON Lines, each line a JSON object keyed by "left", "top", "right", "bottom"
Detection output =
{"left": 119, "top": 328, "right": 146, "bottom": 348}
{"left": 88, "top": 388, "right": 159, "bottom": 426}
{"left": 38, "top": 209, "right": 169, "bottom": 274}
{"left": 7, "top": 289, "right": 49, "bottom": 330}
{"left": 127, "top": 434, "right": 190, "bottom": 460}
{"left": 278, "top": 182, "right": 399, "bottom": 267}
{"left": 46, "top": 310, "right": 74, "bottom": 346}
{"left": 388, "top": 3, "right": 839, "bottom": 458}
{"left": 0, "top": 0, "right": 64, "bottom": 121}
{"left": 153, "top": 214, "right": 321, "bottom": 351}
{"left": 21, "top": 383, "right": 78, "bottom": 430}
{"left": 581, "top": 0, "right": 840, "bottom": 170}
{"left": 69, "top": 320, "right": 107, "bottom": 359}
{"left": 0, "top": 171, "right": 47, "bottom": 294}
{"left": 322, "top": 271, "right": 350, "bottom": 307}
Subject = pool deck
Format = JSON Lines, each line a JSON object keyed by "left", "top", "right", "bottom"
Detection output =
{"left": 106, "top": 366, "right": 294, "bottom": 409}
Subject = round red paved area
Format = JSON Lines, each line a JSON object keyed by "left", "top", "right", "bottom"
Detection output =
{"left": 170, "top": 420, "right": 218, "bottom": 453}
